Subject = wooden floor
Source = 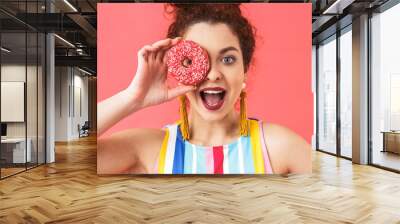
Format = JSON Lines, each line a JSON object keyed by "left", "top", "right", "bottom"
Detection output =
{"left": 373, "top": 150, "right": 400, "bottom": 171}
{"left": 0, "top": 135, "right": 400, "bottom": 223}
{"left": 1, "top": 163, "right": 44, "bottom": 178}
{"left": 1, "top": 167, "right": 26, "bottom": 178}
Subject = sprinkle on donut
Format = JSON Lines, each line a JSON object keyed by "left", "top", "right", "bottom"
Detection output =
{"left": 166, "top": 40, "right": 210, "bottom": 86}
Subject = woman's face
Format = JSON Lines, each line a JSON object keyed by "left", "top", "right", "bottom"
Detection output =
{"left": 184, "top": 22, "right": 246, "bottom": 122}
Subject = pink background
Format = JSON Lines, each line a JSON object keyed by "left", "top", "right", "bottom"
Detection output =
{"left": 97, "top": 3, "right": 313, "bottom": 143}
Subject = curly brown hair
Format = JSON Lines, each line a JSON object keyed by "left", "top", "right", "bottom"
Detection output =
{"left": 165, "top": 3, "right": 256, "bottom": 73}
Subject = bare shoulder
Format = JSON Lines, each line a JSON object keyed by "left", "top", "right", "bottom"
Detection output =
{"left": 97, "top": 128, "right": 166, "bottom": 174}
{"left": 99, "top": 128, "right": 165, "bottom": 144}
{"left": 262, "top": 122, "right": 312, "bottom": 174}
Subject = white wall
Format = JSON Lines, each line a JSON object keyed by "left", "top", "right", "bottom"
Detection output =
{"left": 1, "top": 65, "right": 39, "bottom": 138}
{"left": 55, "top": 67, "right": 69, "bottom": 141}
{"left": 55, "top": 67, "right": 89, "bottom": 141}
{"left": 72, "top": 73, "right": 89, "bottom": 138}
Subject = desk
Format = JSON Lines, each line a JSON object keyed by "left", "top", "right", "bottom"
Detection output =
{"left": 381, "top": 131, "right": 400, "bottom": 154}
{"left": 1, "top": 138, "right": 31, "bottom": 163}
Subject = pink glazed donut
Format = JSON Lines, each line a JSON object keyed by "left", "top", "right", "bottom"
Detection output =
{"left": 166, "top": 40, "right": 210, "bottom": 86}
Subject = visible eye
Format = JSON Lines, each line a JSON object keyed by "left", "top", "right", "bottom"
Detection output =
{"left": 221, "top": 56, "right": 236, "bottom": 65}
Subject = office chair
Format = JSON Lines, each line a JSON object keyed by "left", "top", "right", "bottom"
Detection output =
{"left": 79, "top": 121, "right": 90, "bottom": 138}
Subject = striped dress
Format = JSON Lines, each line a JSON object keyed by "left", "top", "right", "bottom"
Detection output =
{"left": 154, "top": 118, "right": 273, "bottom": 174}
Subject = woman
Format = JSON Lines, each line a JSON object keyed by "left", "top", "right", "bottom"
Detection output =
{"left": 97, "top": 4, "right": 311, "bottom": 174}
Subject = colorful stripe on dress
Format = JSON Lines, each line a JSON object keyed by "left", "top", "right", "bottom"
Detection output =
{"left": 157, "top": 128, "right": 169, "bottom": 174}
{"left": 172, "top": 127, "right": 185, "bottom": 174}
{"left": 249, "top": 119, "right": 265, "bottom": 174}
{"left": 157, "top": 119, "right": 272, "bottom": 174}
{"left": 241, "top": 135, "right": 255, "bottom": 174}
{"left": 164, "top": 125, "right": 178, "bottom": 174}
{"left": 205, "top": 148, "right": 214, "bottom": 174}
{"left": 213, "top": 146, "right": 224, "bottom": 174}
{"left": 258, "top": 120, "right": 273, "bottom": 174}
{"left": 183, "top": 141, "right": 193, "bottom": 174}
{"left": 223, "top": 145, "right": 229, "bottom": 174}
{"left": 227, "top": 140, "right": 240, "bottom": 174}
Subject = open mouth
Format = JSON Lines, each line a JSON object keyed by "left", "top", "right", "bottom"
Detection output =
{"left": 199, "top": 87, "right": 226, "bottom": 111}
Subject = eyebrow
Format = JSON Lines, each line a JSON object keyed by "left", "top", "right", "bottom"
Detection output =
{"left": 219, "top": 46, "right": 239, "bottom": 55}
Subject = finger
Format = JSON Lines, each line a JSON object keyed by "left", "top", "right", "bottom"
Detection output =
{"left": 138, "top": 45, "right": 156, "bottom": 61}
{"left": 171, "top": 37, "right": 182, "bottom": 45}
{"left": 166, "top": 85, "right": 196, "bottom": 101}
{"left": 139, "top": 45, "right": 155, "bottom": 55}
{"left": 149, "top": 51, "right": 157, "bottom": 63}
{"left": 154, "top": 37, "right": 182, "bottom": 63}
{"left": 165, "top": 37, "right": 182, "bottom": 50}
{"left": 153, "top": 45, "right": 170, "bottom": 63}
{"left": 156, "top": 48, "right": 167, "bottom": 63}
{"left": 155, "top": 56, "right": 168, "bottom": 82}
{"left": 162, "top": 51, "right": 169, "bottom": 64}
{"left": 157, "top": 37, "right": 183, "bottom": 51}
{"left": 147, "top": 49, "right": 158, "bottom": 64}
{"left": 151, "top": 38, "right": 173, "bottom": 49}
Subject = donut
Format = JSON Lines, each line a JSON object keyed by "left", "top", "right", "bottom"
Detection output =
{"left": 166, "top": 40, "right": 210, "bottom": 86}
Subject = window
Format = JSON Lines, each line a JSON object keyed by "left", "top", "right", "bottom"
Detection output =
{"left": 339, "top": 27, "right": 352, "bottom": 158}
{"left": 0, "top": 1, "right": 46, "bottom": 179}
{"left": 371, "top": 2, "right": 400, "bottom": 171}
{"left": 317, "top": 35, "right": 337, "bottom": 154}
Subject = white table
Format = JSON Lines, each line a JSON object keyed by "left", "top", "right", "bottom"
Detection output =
{"left": 1, "top": 138, "right": 31, "bottom": 163}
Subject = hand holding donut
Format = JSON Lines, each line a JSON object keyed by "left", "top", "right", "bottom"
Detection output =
{"left": 126, "top": 38, "right": 197, "bottom": 109}
{"left": 99, "top": 38, "right": 211, "bottom": 136}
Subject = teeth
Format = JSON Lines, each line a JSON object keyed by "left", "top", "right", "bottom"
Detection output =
{"left": 203, "top": 90, "right": 223, "bottom": 94}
